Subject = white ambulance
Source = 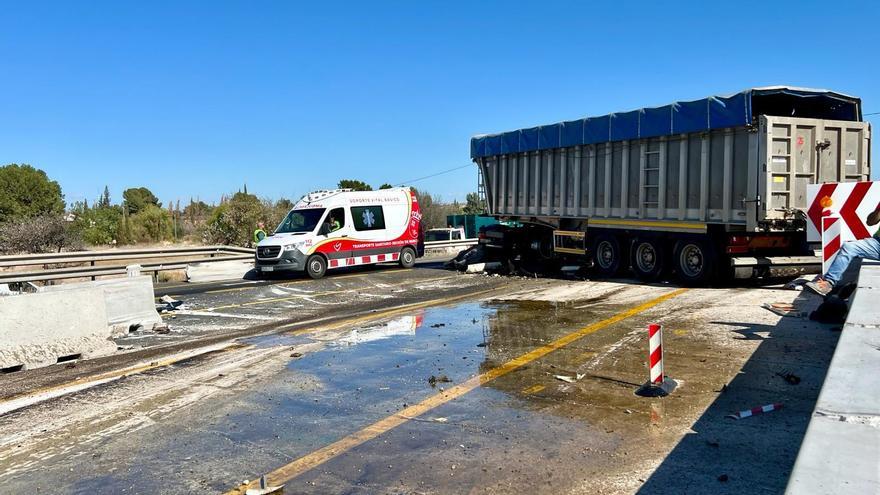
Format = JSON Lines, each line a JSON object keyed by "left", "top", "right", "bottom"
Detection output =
{"left": 255, "top": 188, "right": 423, "bottom": 279}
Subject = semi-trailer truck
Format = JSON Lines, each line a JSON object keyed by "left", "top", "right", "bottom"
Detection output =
{"left": 470, "top": 87, "right": 870, "bottom": 284}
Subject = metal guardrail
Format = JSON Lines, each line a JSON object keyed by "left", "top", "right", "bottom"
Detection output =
{"left": 422, "top": 238, "right": 479, "bottom": 250}
{"left": 0, "top": 246, "right": 254, "bottom": 284}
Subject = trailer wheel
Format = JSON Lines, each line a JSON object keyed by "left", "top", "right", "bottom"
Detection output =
{"left": 673, "top": 240, "right": 716, "bottom": 285}
{"left": 630, "top": 238, "right": 665, "bottom": 281}
{"left": 306, "top": 255, "right": 327, "bottom": 279}
{"left": 591, "top": 233, "right": 625, "bottom": 277}
{"left": 399, "top": 247, "right": 416, "bottom": 268}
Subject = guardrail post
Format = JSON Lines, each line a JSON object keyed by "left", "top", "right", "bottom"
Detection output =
{"left": 90, "top": 260, "right": 96, "bottom": 281}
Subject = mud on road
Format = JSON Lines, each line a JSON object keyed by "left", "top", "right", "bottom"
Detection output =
{"left": 0, "top": 267, "right": 839, "bottom": 494}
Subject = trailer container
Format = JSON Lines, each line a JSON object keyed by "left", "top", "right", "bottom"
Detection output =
{"left": 446, "top": 214, "right": 498, "bottom": 239}
{"left": 470, "top": 87, "right": 871, "bottom": 283}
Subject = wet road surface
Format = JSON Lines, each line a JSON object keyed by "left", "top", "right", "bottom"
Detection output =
{"left": 0, "top": 276, "right": 839, "bottom": 494}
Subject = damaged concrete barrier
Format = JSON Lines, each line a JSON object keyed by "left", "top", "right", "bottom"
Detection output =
{"left": 464, "top": 262, "right": 503, "bottom": 274}
{"left": 42, "top": 275, "right": 163, "bottom": 335}
{"left": 0, "top": 288, "right": 116, "bottom": 371}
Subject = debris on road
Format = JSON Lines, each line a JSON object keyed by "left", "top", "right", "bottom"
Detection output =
{"left": 428, "top": 375, "right": 452, "bottom": 387}
{"left": 783, "top": 277, "right": 809, "bottom": 291}
{"left": 776, "top": 370, "right": 801, "bottom": 385}
{"left": 430, "top": 323, "right": 446, "bottom": 328}
{"left": 244, "top": 474, "right": 283, "bottom": 495}
{"left": 157, "top": 295, "right": 185, "bottom": 313}
{"left": 554, "top": 375, "right": 576, "bottom": 383}
{"left": 717, "top": 474, "right": 729, "bottom": 482}
{"left": 762, "top": 302, "right": 805, "bottom": 318}
{"left": 726, "top": 403, "right": 783, "bottom": 420}
{"left": 432, "top": 417, "right": 448, "bottom": 423}
{"left": 153, "top": 324, "right": 171, "bottom": 334}
{"left": 290, "top": 352, "right": 303, "bottom": 358}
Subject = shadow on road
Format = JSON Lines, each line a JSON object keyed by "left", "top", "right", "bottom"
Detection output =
{"left": 636, "top": 289, "right": 840, "bottom": 494}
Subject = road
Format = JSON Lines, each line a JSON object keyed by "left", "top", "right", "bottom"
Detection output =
{"left": 0, "top": 264, "right": 839, "bottom": 494}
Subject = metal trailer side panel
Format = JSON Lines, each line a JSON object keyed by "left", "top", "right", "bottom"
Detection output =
{"left": 480, "top": 116, "right": 871, "bottom": 232}
{"left": 481, "top": 126, "right": 754, "bottom": 229}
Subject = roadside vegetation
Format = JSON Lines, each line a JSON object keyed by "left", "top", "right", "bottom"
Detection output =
{"left": 0, "top": 165, "right": 485, "bottom": 254}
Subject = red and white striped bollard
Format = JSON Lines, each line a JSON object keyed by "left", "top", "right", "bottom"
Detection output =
{"left": 636, "top": 323, "right": 676, "bottom": 397}
{"left": 648, "top": 323, "right": 663, "bottom": 385}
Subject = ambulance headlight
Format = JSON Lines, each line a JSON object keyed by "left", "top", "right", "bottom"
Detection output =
{"left": 283, "top": 241, "right": 306, "bottom": 252}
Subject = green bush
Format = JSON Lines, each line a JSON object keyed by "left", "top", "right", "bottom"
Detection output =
{"left": 74, "top": 205, "right": 123, "bottom": 246}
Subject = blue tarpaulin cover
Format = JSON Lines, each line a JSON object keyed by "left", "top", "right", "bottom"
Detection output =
{"left": 470, "top": 87, "right": 861, "bottom": 159}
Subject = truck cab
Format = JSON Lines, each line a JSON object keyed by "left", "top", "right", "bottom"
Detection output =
{"left": 424, "top": 227, "right": 465, "bottom": 243}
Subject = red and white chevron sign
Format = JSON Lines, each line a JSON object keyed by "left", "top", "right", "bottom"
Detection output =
{"left": 806, "top": 181, "right": 880, "bottom": 242}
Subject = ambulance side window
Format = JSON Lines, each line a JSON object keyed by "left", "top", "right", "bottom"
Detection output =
{"left": 328, "top": 208, "right": 345, "bottom": 229}
{"left": 351, "top": 206, "right": 386, "bottom": 231}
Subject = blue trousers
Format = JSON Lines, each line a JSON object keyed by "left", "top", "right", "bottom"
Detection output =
{"left": 825, "top": 237, "right": 880, "bottom": 285}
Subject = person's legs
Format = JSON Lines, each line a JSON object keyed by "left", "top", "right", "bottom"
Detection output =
{"left": 824, "top": 237, "right": 880, "bottom": 285}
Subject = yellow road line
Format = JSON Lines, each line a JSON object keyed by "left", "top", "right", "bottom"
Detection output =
{"left": 522, "top": 384, "right": 545, "bottom": 394}
{"left": 226, "top": 287, "right": 688, "bottom": 493}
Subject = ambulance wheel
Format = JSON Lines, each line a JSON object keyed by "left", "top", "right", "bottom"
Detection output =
{"left": 399, "top": 247, "right": 416, "bottom": 268}
{"left": 306, "top": 255, "right": 327, "bottom": 279}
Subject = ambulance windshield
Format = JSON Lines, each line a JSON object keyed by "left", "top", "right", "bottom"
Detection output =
{"left": 275, "top": 208, "right": 326, "bottom": 234}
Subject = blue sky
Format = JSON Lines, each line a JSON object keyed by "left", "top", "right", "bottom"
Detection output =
{"left": 1, "top": 1, "right": 877, "bottom": 207}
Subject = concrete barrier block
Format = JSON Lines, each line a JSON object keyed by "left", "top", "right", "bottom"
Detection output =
{"left": 0, "top": 288, "right": 116, "bottom": 371}
{"left": 42, "top": 276, "right": 162, "bottom": 335}
{"left": 186, "top": 260, "right": 254, "bottom": 283}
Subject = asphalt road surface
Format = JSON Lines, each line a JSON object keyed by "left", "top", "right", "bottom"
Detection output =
{"left": 0, "top": 264, "right": 838, "bottom": 494}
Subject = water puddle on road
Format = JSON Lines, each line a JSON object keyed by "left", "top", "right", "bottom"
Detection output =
{"left": 17, "top": 297, "right": 653, "bottom": 494}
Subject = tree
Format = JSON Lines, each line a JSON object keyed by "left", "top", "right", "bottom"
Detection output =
{"left": 462, "top": 192, "right": 486, "bottom": 215}
{"left": 338, "top": 179, "right": 372, "bottom": 191}
{"left": 204, "top": 191, "right": 268, "bottom": 246}
{"left": 99, "top": 185, "right": 111, "bottom": 208}
{"left": 117, "top": 208, "right": 131, "bottom": 245}
{"left": 75, "top": 205, "right": 123, "bottom": 245}
{"left": 0, "top": 164, "right": 65, "bottom": 223}
{"left": 129, "top": 204, "right": 173, "bottom": 242}
{"left": 379, "top": 183, "right": 393, "bottom": 189}
{"left": 122, "top": 187, "right": 160, "bottom": 215}
{"left": 0, "top": 214, "right": 82, "bottom": 254}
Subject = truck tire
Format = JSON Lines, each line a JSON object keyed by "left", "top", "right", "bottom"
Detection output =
{"left": 630, "top": 237, "right": 665, "bottom": 281}
{"left": 673, "top": 239, "right": 716, "bottom": 286}
{"left": 591, "top": 233, "right": 625, "bottom": 277}
{"left": 306, "top": 255, "right": 327, "bottom": 279}
{"left": 399, "top": 247, "right": 416, "bottom": 268}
